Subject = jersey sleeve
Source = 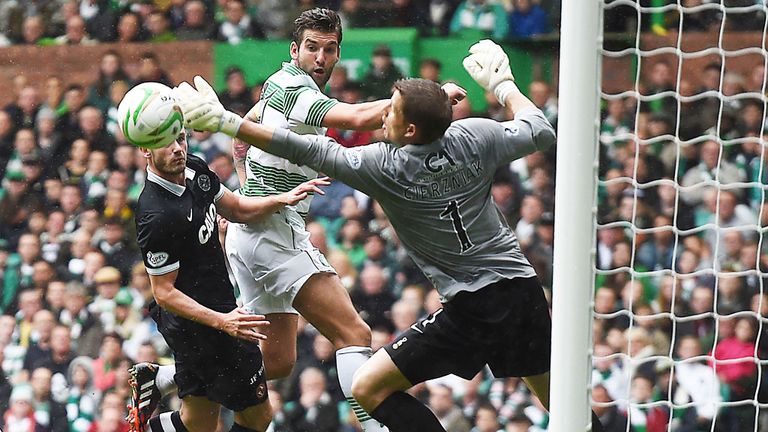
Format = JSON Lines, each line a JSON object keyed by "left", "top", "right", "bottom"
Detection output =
{"left": 136, "top": 211, "right": 182, "bottom": 276}
{"left": 187, "top": 154, "right": 225, "bottom": 201}
{"left": 455, "top": 108, "right": 556, "bottom": 169}
{"left": 267, "top": 128, "right": 386, "bottom": 194}
{"left": 283, "top": 85, "right": 339, "bottom": 127}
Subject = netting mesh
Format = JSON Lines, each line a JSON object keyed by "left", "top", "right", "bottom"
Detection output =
{"left": 594, "top": 1, "right": 768, "bottom": 431}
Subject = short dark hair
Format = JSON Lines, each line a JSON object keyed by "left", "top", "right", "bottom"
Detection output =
{"left": 392, "top": 79, "right": 452, "bottom": 144}
{"left": 292, "top": 8, "right": 342, "bottom": 45}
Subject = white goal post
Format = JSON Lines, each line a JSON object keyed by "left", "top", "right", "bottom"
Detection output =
{"left": 550, "top": 0, "right": 603, "bottom": 431}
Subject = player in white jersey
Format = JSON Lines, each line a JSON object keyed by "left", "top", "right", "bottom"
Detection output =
{"left": 175, "top": 38, "right": 605, "bottom": 432}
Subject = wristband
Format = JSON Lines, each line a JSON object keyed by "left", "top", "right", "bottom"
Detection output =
{"left": 220, "top": 111, "right": 244, "bottom": 136}
{"left": 493, "top": 81, "right": 520, "bottom": 107}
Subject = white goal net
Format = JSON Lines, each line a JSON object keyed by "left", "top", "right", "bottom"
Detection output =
{"left": 593, "top": 1, "right": 768, "bottom": 431}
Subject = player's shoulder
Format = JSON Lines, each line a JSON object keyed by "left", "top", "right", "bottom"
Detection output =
{"left": 185, "top": 154, "right": 210, "bottom": 174}
{"left": 268, "top": 68, "right": 316, "bottom": 91}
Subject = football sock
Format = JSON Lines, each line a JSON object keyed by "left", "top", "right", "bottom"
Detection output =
{"left": 335, "top": 346, "right": 389, "bottom": 432}
{"left": 591, "top": 410, "right": 605, "bottom": 432}
{"left": 230, "top": 423, "right": 260, "bottom": 432}
{"left": 370, "top": 391, "right": 446, "bottom": 432}
{"left": 148, "top": 411, "right": 188, "bottom": 432}
{"left": 156, "top": 365, "right": 177, "bottom": 397}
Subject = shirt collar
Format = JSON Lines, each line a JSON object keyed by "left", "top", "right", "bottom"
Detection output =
{"left": 146, "top": 166, "right": 195, "bottom": 197}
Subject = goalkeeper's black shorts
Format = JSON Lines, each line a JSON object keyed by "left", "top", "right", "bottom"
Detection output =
{"left": 384, "top": 276, "right": 551, "bottom": 383}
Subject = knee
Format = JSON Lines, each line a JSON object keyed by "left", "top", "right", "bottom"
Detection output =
{"left": 335, "top": 318, "right": 371, "bottom": 350}
{"left": 263, "top": 356, "right": 295, "bottom": 380}
{"left": 351, "top": 367, "right": 377, "bottom": 410}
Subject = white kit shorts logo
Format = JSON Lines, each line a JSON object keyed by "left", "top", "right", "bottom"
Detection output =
{"left": 146, "top": 251, "right": 169, "bottom": 268}
{"left": 344, "top": 148, "right": 362, "bottom": 170}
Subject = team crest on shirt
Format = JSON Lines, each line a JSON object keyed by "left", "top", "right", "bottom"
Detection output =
{"left": 146, "top": 251, "right": 169, "bottom": 268}
{"left": 197, "top": 175, "right": 211, "bottom": 191}
{"left": 343, "top": 148, "right": 362, "bottom": 170}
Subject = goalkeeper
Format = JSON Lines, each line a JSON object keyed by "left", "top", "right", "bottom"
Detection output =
{"left": 176, "top": 40, "right": 604, "bottom": 431}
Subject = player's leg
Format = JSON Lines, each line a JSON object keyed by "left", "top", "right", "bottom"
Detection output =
{"left": 225, "top": 222, "right": 299, "bottom": 380}
{"left": 142, "top": 396, "right": 218, "bottom": 432}
{"left": 231, "top": 402, "right": 273, "bottom": 432}
{"left": 258, "top": 312, "right": 298, "bottom": 380}
{"left": 352, "top": 349, "right": 446, "bottom": 432}
{"left": 292, "top": 272, "right": 385, "bottom": 430}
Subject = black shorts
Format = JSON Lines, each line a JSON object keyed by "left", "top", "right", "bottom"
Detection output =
{"left": 151, "top": 304, "right": 268, "bottom": 411}
{"left": 384, "top": 276, "right": 551, "bottom": 383}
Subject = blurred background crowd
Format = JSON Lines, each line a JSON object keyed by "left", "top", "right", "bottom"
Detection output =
{"left": 1, "top": 0, "right": 768, "bottom": 432}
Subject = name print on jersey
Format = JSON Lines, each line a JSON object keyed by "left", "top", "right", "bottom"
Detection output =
{"left": 405, "top": 156, "right": 484, "bottom": 200}
{"left": 198, "top": 203, "right": 217, "bottom": 244}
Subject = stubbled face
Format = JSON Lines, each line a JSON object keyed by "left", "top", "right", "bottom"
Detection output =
{"left": 146, "top": 133, "right": 187, "bottom": 176}
{"left": 291, "top": 29, "right": 340, "bottom": 87}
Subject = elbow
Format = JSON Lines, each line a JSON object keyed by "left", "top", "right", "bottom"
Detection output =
{"left": 534, "top": 124, "right": 557, "bottom": 152}
{"left": 152, "top": 284, "right": 173, "bottom": 309}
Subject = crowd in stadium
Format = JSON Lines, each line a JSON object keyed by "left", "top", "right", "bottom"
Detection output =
{"left": 0, "top": 1, "right": 767, "bottom": 432}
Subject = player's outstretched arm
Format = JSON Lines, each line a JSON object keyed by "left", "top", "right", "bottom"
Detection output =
{"left": 462, "top": 39, "right": 537, "bottom": 118}
{"left": 149, "top": 270, "right": 269, "bottom": 342}
{"left": 215, "top": 177, "right": 329, "bottom": 224}
{"left": 322, "top": 99, "right": 391, "bottom": 131}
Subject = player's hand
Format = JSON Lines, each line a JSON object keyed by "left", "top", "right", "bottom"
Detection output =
{"left": 462, "top": 39, "right": 515, "bottom": 91}
{"left": 463, "top": 40, "right": 518, "bottom": 106}
{"left": 218, "top": 307, "right": 270, "bottom": 342}
{"left": 441, "top": 82, "right": 467, "bottom": 106}
{"left": 278, "top": 176, "right": 330, "bottom": 206}
{"left": 175, "top": 76, "right": 244, "bottom": 137}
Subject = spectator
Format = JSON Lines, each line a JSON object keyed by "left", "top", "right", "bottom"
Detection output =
{"left": 67, "top": 356, "right": 98, "bottom": 432}
{"left": 220, "top": 66, "right": 253, "bottom": 112}
{"left": 55, "top": 15, "right": 96, "bottom": 45}
{"left": 627, "top": 374, "right": 669, "bottom": 432}
{"left": 176, "top": 0, "right": 213, "bottom": 41}
{"left": 20, "top": 16, "right": 45, "bottom": 45}
{"left": 419, "top": 58, "right": 442, "bottom": 82}
{"left": 360, "top": 45, "right": 405, "bottom": 100}
{"left": 59, "top": 282, "right": 104, "bottom": 359}
{"left": 284, "top": 367, "right": 340, "bottom": 432}
{"left": 146, "top": 11, "right": 176, "bottom": 43}
{"left": 351, "top": 263, "right": 396, "bottom": 330}
{"left": 30, "top": 366, "right": 68, "bottom": 431}
{"left": 91, "top": 333, "right": 122, "bottom": 393}
{"left": 3, "top": 383, "right": 41, "bottom": 432}
{"left": 591, "top": 384, "right": 629, "bottom": 432}
{"left": 215, "top": 0, "right": 264, "bottom": 44}
{"left": 56, "top": 85, "right": 88, "bottom": 143}
{"left": 136, "top": 52, "right": 173, "bottom": 87}
{"left": 429, "top": 384, "right": 471, "bottom": 432}
{"left": 711, "top": 317, "right": 758, "bottom": 400}
{"left": 5, "top": 86, "right": 40, "bottom": 131}
{"left": 115, "top": 12, "right": 142, "bottom": 44}
{"left": 507, "top": 0, "right": 548, "bottom": 39}
{"left": 450, "top": 0, "right": 508, "bottom": 40}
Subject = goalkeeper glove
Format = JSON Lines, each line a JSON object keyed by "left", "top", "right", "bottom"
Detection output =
{"left": 175, "top": 75, "right": 244, "bottom": 137}
{"left": 462, "top": 39, "right": 518, "bottom": 106}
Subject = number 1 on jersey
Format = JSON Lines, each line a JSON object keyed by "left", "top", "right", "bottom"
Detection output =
{"left": 440, "top": 200, "right": 473, "bottom": 253}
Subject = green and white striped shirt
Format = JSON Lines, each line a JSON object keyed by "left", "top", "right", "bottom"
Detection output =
{"left": 242, "top": 62, "right": 338, "bottom": 217}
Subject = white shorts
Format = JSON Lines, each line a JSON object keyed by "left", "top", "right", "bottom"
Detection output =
{"left": 225, "top": 208, "right": 336, "bottom": 314}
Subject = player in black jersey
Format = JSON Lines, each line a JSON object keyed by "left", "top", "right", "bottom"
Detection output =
{"left": 132, "top": 130, "right": 328, "bottom": 432}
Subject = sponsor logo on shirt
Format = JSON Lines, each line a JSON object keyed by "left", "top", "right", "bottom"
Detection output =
{"left": 146, "top": 251, "right": 169, "bottom": 268}
{"left": 392, "top": 337, "right": 407, "bottom": 350}
{"left": 504, "top": 125, "right": 520, "bottom": 136}
{"left": 198, "top": 203, "right": 217, "bottom": 244}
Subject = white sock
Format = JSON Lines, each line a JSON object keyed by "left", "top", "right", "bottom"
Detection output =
{"left": 336, "top": 346, "right": 389, "bottom": 432}
{"left": 156, "top": 364, "right": 178, "bottom": 398}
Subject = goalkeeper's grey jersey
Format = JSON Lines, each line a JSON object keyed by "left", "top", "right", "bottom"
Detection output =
{"left": 242, "top": 62, "right": 338, "bottom": 216}
{"left": 267, "top": 107, "right": 556, "bottom": 301}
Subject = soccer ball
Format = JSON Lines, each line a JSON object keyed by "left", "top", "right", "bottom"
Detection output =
{"left": 117, "top": 82, "right": 184, "bottom": 149}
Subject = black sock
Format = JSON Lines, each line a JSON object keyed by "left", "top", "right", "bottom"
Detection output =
{"left": 148, "top": 411, "right": 188, "bottom": 432}
{"left": 370, "top": 391, "right": 446, "bottom": 432}
{"left": 591, "top": 410, "right": 605, "bottom": 432}
{"left": 230, "top": 423, "right": 259, "bottom": 432}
